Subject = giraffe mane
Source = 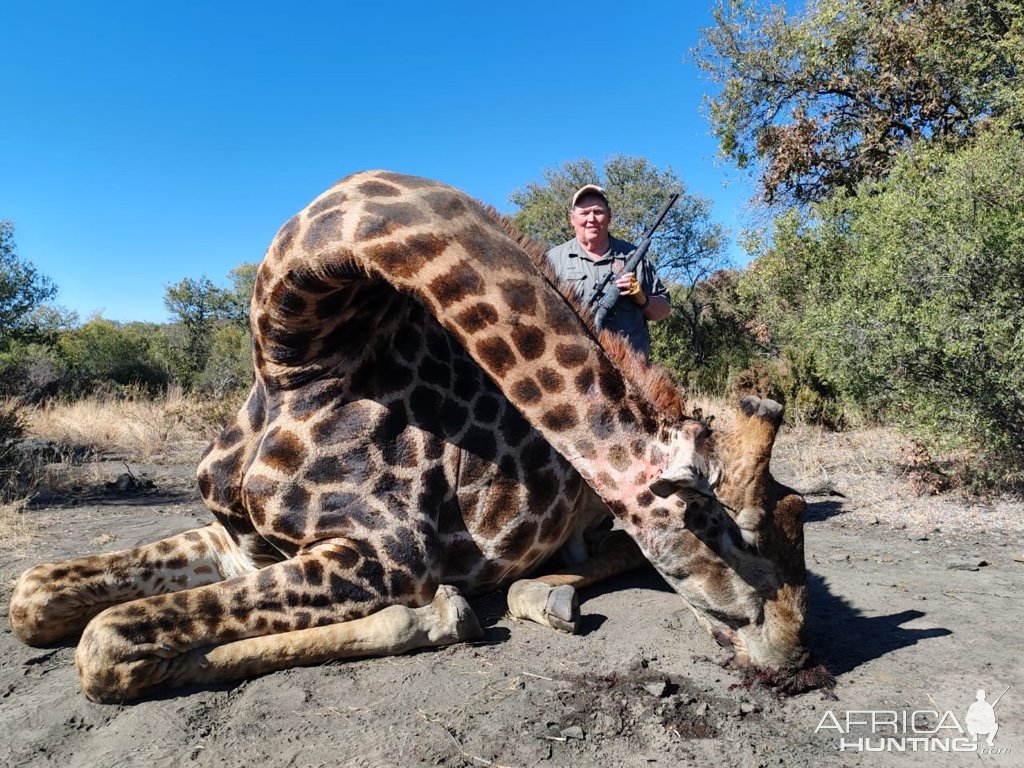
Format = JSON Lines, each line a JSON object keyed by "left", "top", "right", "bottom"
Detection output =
{"left": 484, "top": 207, "right": 688, "bottom": 424}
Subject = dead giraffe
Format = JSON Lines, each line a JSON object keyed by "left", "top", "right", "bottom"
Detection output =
{"left": 9, "top": 171, "right": 808, "bottom": 703}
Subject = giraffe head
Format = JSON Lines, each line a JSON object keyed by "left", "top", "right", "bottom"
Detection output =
{"left": 641, "top": 401, "right": 808, "bottom": 674}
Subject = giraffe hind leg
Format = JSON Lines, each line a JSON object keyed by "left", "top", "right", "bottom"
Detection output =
{"left": 9, "top": 523, "right": 252, "bottom": 646}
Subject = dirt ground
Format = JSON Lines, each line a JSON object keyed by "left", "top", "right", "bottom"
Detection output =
{"left": 1, "top": 426, "right": 1022, "bottom": 768}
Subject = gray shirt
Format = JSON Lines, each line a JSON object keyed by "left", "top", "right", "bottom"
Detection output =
{"left": 546, "top": 236, "right": 670, "bottom": 357}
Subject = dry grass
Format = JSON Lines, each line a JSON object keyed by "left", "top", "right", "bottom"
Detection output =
{"left": 23, "top": 385, "right": 226, "bottom": 462}
{"left": 0, "top": 497, "right": 37, "bottom": 549}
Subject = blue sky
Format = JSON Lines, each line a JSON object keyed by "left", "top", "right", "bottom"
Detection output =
{"left": 2, "top": 1, "right": 756, "bottom": 324}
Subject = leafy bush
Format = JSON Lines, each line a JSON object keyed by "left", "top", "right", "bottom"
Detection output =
{"left": 740, "top": 125, "right": 1024, "bottom": 483}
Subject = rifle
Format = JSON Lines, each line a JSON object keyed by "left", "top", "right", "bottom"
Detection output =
{"left": 585, "top": 192, "right": 679, "bottom": 331}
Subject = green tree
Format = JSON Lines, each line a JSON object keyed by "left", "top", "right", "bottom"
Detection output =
{"left": 694, "top": 0, "right": 1024, "bottom": 205}
{"left": 742, "top": 126, "right": 1024, "bottom": 480}
{"left": 58, "top": 318, "right": 169, "bottom": 393}
{"left": 164, "top": 276, "right": 234, "bottom": 386}
{"left": 509, "top": 155, "right": 726, "bottom": 285}
{"left": 0, "top": 221, "right": 57, "bottom": 349}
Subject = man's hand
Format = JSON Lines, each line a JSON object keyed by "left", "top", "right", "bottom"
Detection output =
{"left": 616, "top": 273, "right": 648, "bottom": 307}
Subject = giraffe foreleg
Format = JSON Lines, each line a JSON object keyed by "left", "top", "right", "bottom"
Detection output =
{"left": 72, "top": 539, "right": 479, "bottom": 703}
{"left": 507, "top": 530, "right": 648, "bottom": 633}
{"left": 9, "top": 523, "right": 251, "bottom": 646}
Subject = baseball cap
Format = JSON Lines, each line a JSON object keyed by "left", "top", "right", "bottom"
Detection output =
{"left": 570, "top": 184, "right": 609, "bottom": 209}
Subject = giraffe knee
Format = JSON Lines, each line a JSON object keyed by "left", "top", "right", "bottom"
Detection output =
{"left": 9, "top": 564, "right": 90, "bottom": 646}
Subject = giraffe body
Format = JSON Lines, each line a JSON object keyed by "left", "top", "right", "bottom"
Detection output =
{"left": 10, "top": 172, "right": 808, "bottom": 702}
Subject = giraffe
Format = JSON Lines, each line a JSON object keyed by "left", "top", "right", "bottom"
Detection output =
{"left": 9, "top": 171, "right": 808, "bottom": 703}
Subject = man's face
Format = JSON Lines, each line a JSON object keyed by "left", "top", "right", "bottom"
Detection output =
{"left": 571, "top": 194, "right": 611, "bottom": 248}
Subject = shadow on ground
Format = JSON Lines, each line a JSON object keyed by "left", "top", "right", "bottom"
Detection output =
{"left": 806, "top": 571, "right": 952, "bottom": 676}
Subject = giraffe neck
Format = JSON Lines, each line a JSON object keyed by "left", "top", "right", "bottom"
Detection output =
{"left": 265, "top": 171, "right": 679, "bottom": 522}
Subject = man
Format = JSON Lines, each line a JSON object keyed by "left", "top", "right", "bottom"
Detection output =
{"left": 546, "top": 184, "right": 671, "bottom": 357}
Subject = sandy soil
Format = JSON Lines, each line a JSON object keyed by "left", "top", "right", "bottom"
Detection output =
{"left": 1, "top": 429, "right": 1023, "bottom": 768}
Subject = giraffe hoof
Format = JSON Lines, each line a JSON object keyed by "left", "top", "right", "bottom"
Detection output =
{"left": 432, "top": 585, "right": 484, "bottom": 643}
{"left": 544, "top": 585, "right": 579, "bottom": 634}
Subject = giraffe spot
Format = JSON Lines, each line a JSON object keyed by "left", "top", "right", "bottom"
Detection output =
{"left": 522, "top": 436, "right": 553, "bottom": 473}
{"left": 452, "top": 357, "right": 483, "bottom": 401}
{"left": 269, "top": 285, "right": 308, "bottom": 317}
{"left": 472, "top": 395, "right": 499, "bottom": 423}
{"left": 409, "top": 387, "right": 443, "bottom": 433}
{"left": 375, "top": 172, "right": 435, "bottom": 189}
{"left": 356, "top": 558, "right": 387, "bottom": 593}
{"left": 271, "top": 215, "right": 300, "bottom": 259}
{"left": 587, "top": 404, "right": 618, "bottom": 439}
{"left": 322, "top": 545, "right": 361, "bottom": 569}
{"left": 329, "top": 574, "right": 375, "bottom": 603}
{"left": 273, "top": 485, "right": 311, "bottom": 538}
{"left": 302, "top": 209, "right": 345, "bottom": 252}
{"left": 511, "top": 377, "right": 542, "bottom": 404}
{"left": 306, "top": 189, "right": 348, "bottom": 218}
{"left": 365, "top": 234, "right": 448, "bottom": 280}
{"left": 418, "top": 355, "right": 452, "bottom": 388}
{"left": 636, "top": 490, "right": 655, "bottom": 507}
{"left": 217, "top": 424, "right": 244, "bottom": 449}
{"left": 260, "top": 427, "right": 307, "bottom": 474}
{"left": 354, "top": 212, "right": 400, "bottom": 241}
{"left": 474, "top": 474, "right": 521, "bottom": 535}
{"left": 417, "top": 465, "right": 449, "bottom": 512}
{"left": 304, "top": 455, "right": 342, "bottom": 484}
{"left": 500, "top": 405, "right": 533, "bottom": 448}
{"left": 388, "top": 570, "right": 415, "bottom": 598}
{"left": 462, "top": 426, "right": 498, "bottom": 462}
{"left": 455, "top": 301, "right": 499, "bottom": 333}
{"left": 541, "top": 404, "right": 578, "bottom": 432}
{"left": 289, "top": 380, "right": 348, "bottom": 419}
{"left": 380, "top": 430, "right": 420, "bottom": 469}
{"left": 247, "top": 386, "right": 267, "bottom": 431}
{"left": 422, "top": 189, "right": 467, "bottom": 218}
{"left": 365, "top": 200, "right": 428, "bottom": 228}
{"left": 574, "top": 367, "right": 595, "bottom": 394}
{"left": 598, "top": 368, "right": 626, "bottom": 400}
{"left": 555, "top": 343, "right": 590, "bottom": 368}
{"left": 440, "top": 399, "right": 469, "bottom": 434}
{"left": 631, "top": 438, "right": 646, "bottom": 458}
{"left": 497, "top": 520, "right": 537, "bottom": 560}
{"left": 445, "top": 537, "right": 485, "bottom": 574}
{"left": 499, "top": 279, "right": 538, "bottom": 315}
{"left": 356, "top": 180, "right": 401, "bottom": 197}
{"left": 476, "top": 337, "right": 516, "bottom": 377}
{"left": 617, "top": 407, "right": 637, "bottom": 427}
{"left": 511, "top": 324, "right": 546, "bottom": 360}
{"left": 428, "top": 262, "right": 486, "bottom": 306}
{"left": 537, "top": 367, "right": 565, "bottom": 393}
{"left": 455, "top": 223, "right": 515, "bottom": 271}
{"left": 607, "top": 444, "right": 630, "bottom": 471}
{"left": 525, "top": 469, "right": 559, "bottom": 512}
